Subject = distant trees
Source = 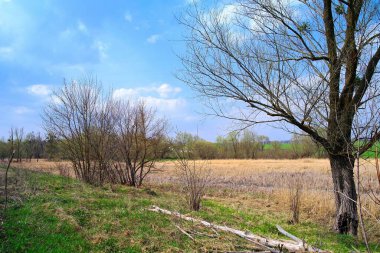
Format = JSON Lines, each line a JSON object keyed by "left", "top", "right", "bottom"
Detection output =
{"left": 0, "top": 127, "right": 323, "bottom": 163}
{"left": 24, "top": 132, "right": 44, "bottom": 162}
{"left": 172, "top": 129, "right": 323, "bottom": 159}
{"left": 172, "top": 132, "right": 216, "bottom": 159}
{"left": 291, "top": 134, "right": 323, "bottom": 158}
{"left": 240, "top": 130, "right": 258, "bottom": 159}
{"left": 0, "top": 138, "right": 8, "bottom": 161}
{"left": 0, "top": 128, "right": 46, "bottom": 162}
{"left": 44, "top": 132, "right": 60, "bottom": 160}
{"left": 217, "top": 130, "right": 264, "bottom": 159}
{"left": 10, "top": 127, "right": 24, "bottom": 163}
{"left": 24, "top": 132, "right": 34, "bottom": 162}
{"left": 171, "top": 130, "right": 321, "bottom": 159}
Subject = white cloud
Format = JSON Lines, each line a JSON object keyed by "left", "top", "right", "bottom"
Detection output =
{"left": 77, "top": 20, "right": 88, "bottom": 33}
{"left": 186, "top": 0, "right": 200, "bottom": 4}
{"left": 147, "top": 34, "right": 160, "bottom": 44}
{"left": 124, "top": 12, "right": 133, "bottom": 22}
{"left": 13, "top": 106, "right": 32, "bottom": 115}
{"left": 157, "top": 83, "right": 181, "bottom": 98}
{"left": 112, "top": 83, "right": 185, "bottom": 112}
{"left": 47, "top": 63, "right": 86, "bottom": 77}
{"left": 0, "top": 46, "right": 12, "bottom": 54}
{"left": 50, "top": 95, "right": 62, "bottom": 105}
{"left": 92, "top": 40, "right": 108, "bottom": 60}
{"left": 113, "top": 83, "right": 181, "bottom": 99}
{"left": 142, "top": 96, "right": 186, "bottom": 111}
{"left": 220, "top": 4, "right": 239, "bottom": 23}
{"left": 112, "top": 88, "right": 139, "bottom": 100}
{"left": 0, "top": 46, "right": 13, "bottom": 60}
{"left": 183, "top": 115, "right": 200, "bottom": 121}
{"left": 59, "top": 28, "right": 75, "bottom": 39}
{"left": 27, "top": 84, "right": 51, "bottom": 96}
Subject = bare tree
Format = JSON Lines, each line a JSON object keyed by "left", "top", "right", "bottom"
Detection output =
{"left": 44, "top": 132, "right": 60, "bottom": 160}
{"left": 33, "top": 132, "right": 44, "bottom": 162}
{"left": 174, "top": 147, "right": 211, "bottom": 211}
{"left": 24, "top": 132, "right": 43, "bottom": 162}
{"left": 4, "top": 150, "right": 15, "bottom": 212}
{"left": 7, "top": 129, "right": 14, "bottom": 159}
{"left": 114, "top": 101, "right": 168, "bottom": 187}
{"left": 179, "top": 0, "right": 380, "bottom": 235}
{"left": 288, "top": 173, "right": 304, "bottom": 224}
{"left": 0, "top": 138, "right": 8, "bottom": 161}
{"left": 9, "top": 128, "right": 24, "bottom": 163}
{"left": 42, "top": 77, "right": 116, "bottom": 185}
{"left": 24, "top": 132, "right": 35, "bottom": 162}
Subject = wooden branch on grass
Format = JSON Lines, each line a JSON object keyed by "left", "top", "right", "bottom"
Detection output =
{"left": 148, "top": 205, "right": 328, "bottom": 252}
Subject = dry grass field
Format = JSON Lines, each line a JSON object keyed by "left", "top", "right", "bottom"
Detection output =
{"left": 151, "top": 159, "right": 380, "bottom": 238}
{"left": 12, "top": 158, "right": 380, "bottom": 242}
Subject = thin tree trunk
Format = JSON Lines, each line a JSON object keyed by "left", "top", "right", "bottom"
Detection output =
{"left": 330, "top": 154, "right": 358, "bottom": 236}
{"left": 4, "top": 150, "right": 15, "bottom": 212}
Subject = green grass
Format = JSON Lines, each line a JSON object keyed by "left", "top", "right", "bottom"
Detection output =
{"left": 1, "top": 166, "right": 378, "bottom": 252}
{"left": 263, "top": 141, "right": 380, "bottom": 158}
{"left": 361, "top": 142, "right": 380, "bottom": 158}
{"left": 264, "top": 142, "right": 292, "bottom": 150}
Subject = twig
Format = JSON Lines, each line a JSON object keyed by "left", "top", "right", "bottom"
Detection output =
{"left": 275, "top": 225, "right": 302, "bottom": 244}
{"left": 174, "top": 224, "right": 195, "bottom": 241}
{"left": 211, "top": 227, "right": 220, "bottom": 236}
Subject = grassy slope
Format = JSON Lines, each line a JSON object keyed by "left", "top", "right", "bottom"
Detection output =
{"left": 1, "top": 166, "right": 378, "bottom": 253}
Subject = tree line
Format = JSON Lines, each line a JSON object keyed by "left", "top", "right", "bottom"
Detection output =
{"left": 0, "top": 129, "right": 60, "bottom": 162}
{"left": 171, "top": 131, "right": 326, "bottom": 159}
{"left": 0, "top": 125, "right": 326, "bottom": 164}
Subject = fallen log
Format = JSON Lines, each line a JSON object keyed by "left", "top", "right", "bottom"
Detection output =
{"left": 148, "top": 205, "right": 328, "bottom": 252}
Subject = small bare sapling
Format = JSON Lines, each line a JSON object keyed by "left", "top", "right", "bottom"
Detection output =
{"left": 175, "top": 151, "right": 211, "bottom": 211}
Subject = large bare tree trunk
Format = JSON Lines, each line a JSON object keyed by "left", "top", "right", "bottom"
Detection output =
{"left": 179, "top": 0, "right": 380, "bottom": 236}
{"left": 330, "top": 155, "right": 358, "bottom": 236}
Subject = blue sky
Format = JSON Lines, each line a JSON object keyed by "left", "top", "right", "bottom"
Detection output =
{"left": 0, "top": 0, "right": 290, "bottom": 141}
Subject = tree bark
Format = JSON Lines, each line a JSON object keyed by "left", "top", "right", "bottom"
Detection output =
{"left": 329, "top": 154, "right": 358, "bottom": 236}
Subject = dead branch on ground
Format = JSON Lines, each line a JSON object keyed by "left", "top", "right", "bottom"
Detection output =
{"left": 148, "top": 205, "right": 328, "bottom": 252}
